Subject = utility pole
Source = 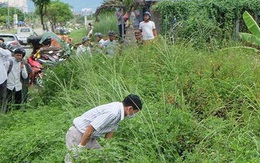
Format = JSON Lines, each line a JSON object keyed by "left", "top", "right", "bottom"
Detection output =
{"left": 82, "top": 8, "right": 93, "bottom": 28}
{"left": 84, "top": 14, "right": 88, "bottom": 27}
{"left": 7, "top": 1, "right": 10, "bottom": 29}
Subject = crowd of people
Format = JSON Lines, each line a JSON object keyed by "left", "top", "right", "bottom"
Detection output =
{"left": 1, "top": 8, "right": 153, "bottom": 162}
{"left": 76, "top": 28, "right": 118, "bottom": 57}
{"left": 117, "top": 7, "right": 158, "bottom": 45}
{"left": 65, "top": 8, "right": 156, "bottom": 162}
{"left": 0, "top": 8, "right": 157, "bottom": 112}
{"left": 76, "top": 8, "right": 158, "bottom": 57}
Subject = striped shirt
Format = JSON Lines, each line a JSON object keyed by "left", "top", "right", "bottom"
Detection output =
{"left": 73, "top": 102, "right": 125, "bottom": 138}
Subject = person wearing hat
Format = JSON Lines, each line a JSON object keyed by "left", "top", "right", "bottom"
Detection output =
{"left": 139, "top": 11, "right": 158, "bottom": 45}
{"left": 65, "top": 94, "right": 143, "bottom": 163}
{"left": 93, "top": 33, "right": 106, "bottom": 54}
{"left": 76, "top": 36, "right": 92, "bottom": 56}
{"left": 3, "top": 47, "right": 28, "bottom": 112}
{"left": 103, "top": 31, "right": 118, "bottom": 57}
{"left": 94, "top": 33, "right": 106, "bottom": 48}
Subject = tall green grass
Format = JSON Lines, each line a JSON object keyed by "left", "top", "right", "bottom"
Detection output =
{"left": 69, "top": 12, "right": 118, "bottom": 44}
{"left": 92, "top": 13, "right": 118, "bottom": 38}
{"left": 0, "top": 17, "right": 260, "bottom": 162}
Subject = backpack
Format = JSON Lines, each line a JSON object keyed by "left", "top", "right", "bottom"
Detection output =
{"left": 7, "top": 60, "right": 13, "bottom": 75}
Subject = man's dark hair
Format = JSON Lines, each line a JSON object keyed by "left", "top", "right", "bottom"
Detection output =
{"left": 122, "top": 94, "right": 142, "bottom": 110}
{"left": 0, "top": 38, "right": 4, "bottom": 42}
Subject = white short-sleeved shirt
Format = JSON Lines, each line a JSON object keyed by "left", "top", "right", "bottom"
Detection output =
{"left": 139, "top": 21, "right": 156, "bottom": 41}
{"left": 98, "top": 39, "right": 106, "bottom": 47}
{"left": 73, "top": 102, "right": 125, "bottom": 138}
{"left": 76, "top": 45, "right": 91, "bottom": 56}
{"left": 103, "top": 40, "right": 117, "bottom": 56}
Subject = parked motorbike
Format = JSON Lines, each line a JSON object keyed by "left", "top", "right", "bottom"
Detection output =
{"left": 26, "top": 32, "right": 72, "bottom": 87}
{"left": 27, "top": 55, "right": 44, "bottom": 87}
{"left": 33, "top": 46, "right": 65, "bottom": 66}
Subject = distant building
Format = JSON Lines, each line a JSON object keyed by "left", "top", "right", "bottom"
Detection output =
{"left": 0, "top": 0, "right": 28, "bottom": 12}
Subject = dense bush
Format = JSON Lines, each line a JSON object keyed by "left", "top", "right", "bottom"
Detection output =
{"left": 153, "top": 0, "right": 260, "bottom": 48}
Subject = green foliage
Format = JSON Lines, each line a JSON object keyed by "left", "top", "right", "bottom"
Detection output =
{"left": 32, "top": 0, "right": 51, "bottom": 29}
{"left": 46, "top": 1, "right": 73, "bottom": 27}
{"left": 69, "top": 28, "right": 89, "bottom": 44}
{"left": 153, "top": 0, "right": 260, "bottom": 48}
{"left": 0, "top": 7, "right": 25, "bottom": 25}
{"left": 0, "top": 106, "right": 70, "bottom": 162}
{"left": 240, "top": 11, "right": 260, "bottom": 46}
{"left": 93, "top": 12, "right": 118, "bottom": 38}
{"left": 68, "top": 12, "right": 117, "bottom": 44}
{"left": 0, "top": 13, "right": 260, "bottom": 162}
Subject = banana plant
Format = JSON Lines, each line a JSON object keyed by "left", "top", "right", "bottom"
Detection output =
{"left": 239, "top": 11, "right": 260, "bottom": 46}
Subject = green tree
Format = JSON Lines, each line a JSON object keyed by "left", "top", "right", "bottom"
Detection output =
{"left": 45, "top": 1, "right": 73, "bottom": 31}
{"left": 31, "top": 0, "right": 50, "bottom": 30}
{"left": 0, "top": 7, "right": 8, "bottom": 26}
{"left": 0, "top": 7, "right": 24, "bottom": 27}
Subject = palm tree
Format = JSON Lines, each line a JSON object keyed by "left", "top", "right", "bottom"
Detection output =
{"left": 95, "top": 0, "right": 145, "bottom": 21}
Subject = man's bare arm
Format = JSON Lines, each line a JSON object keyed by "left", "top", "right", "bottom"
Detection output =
{"left": 79, "top": 125, "right": 94, "bottom": 146}
{"left": 153, "top": 29, "right": 158, "bottom": 38}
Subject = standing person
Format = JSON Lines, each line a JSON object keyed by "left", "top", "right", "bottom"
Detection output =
{"left": 103, "top": 31, "right": 118, "bottom": 57}
{"left": 131, "top": 7, "right": 141, "bottom": 30}
{"left": 139, "top": 11, "right": 158, "bottom": 45}
{"left": 115, "top": 8, "right": 126, "bottom": 42}
{"left": 76, "top": 36, "right": 92, "bottom": 56}
{"left": 4, "top": 48, "right": 28, "bottom": 112}
{"left": 0, "top": 38, "right": 12, "bottom": 110}
{"left": 65, "top": 94, "right": 142, "bottom": 163}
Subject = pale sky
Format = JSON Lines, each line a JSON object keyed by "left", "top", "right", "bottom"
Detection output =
{"left": 27, "top": 0, "right": 104, "bottom": 12}
{"left": 53, "top": 0, "right": 104, "bottom": 12}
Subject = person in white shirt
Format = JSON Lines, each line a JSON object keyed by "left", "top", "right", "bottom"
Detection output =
{"left": 94, "top": 33, "right": 105, "bottom": 47}
{"left": 65, "top": 94, "right": 142, "bottom": 163}
{"left": 76, "top": 36, "right": 92, "bottom": 56}
{"left": 0, "top": 38, "right": 12, "bottom": 110}
{"left": 139, "top": 11, "right": 158, "bottom": 45}
{"left": 103, "top": 31, "right": 118, "bottom": 57}
{"left": 93, "top": 33, "right": 106, "bottom": 54}
{"left": 4, "top": 48, "right": 28, "bottom": 112}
